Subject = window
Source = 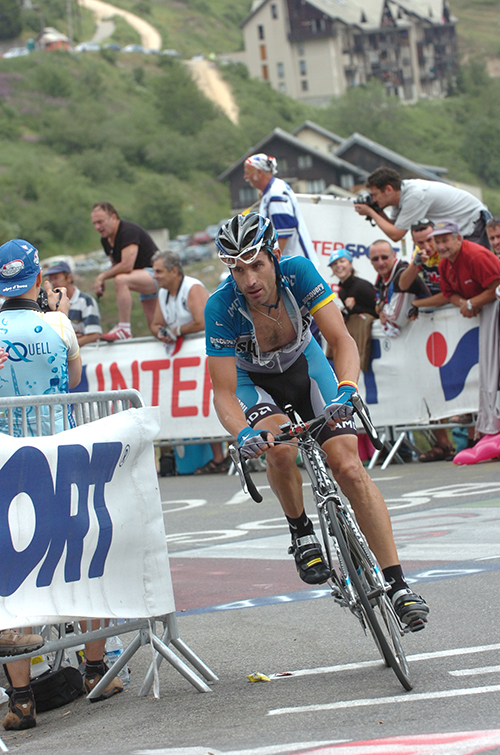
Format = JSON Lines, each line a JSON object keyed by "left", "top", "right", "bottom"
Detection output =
{"left": 277, "top": 157, "right": 288, "bottom": 171}
{"left": 239, "top": 187, "right": 258, "bottom": 206}
{"left": 340, "top": 174, "right": 355, "bottom": 190}
{"left": 301, "top": 79, "right": 309, "bottom": 91}
{"left": 260, "top": 44, "right": 267, "bottom": 60}
{"left": 311, "top": 19, "right": 317, "bottom": 33}
{"left": 297, "top": 154, "right": 313, "bottom": 169}
{"left": 307, "top": 178, "right": 326, "bottom": 193}
{"left": 299, "top": 59, "right": 307, "bottom": 76}
{"left": 298, "top": 42, "right": 305, "bottom": 56}
{"left": 271, "top": 3, "right": 278, "bottom": 18}
{"left": 277, "top": 62, "right": 284, "bottom": 78}
{"left": 262, "top": 64, "right": 269, "bottom": 80}
{"left": 278, "top": 82, "right": 286, "bottom": 93}
{"left": 258, "top": 25, "right": 264, "bottom": 40}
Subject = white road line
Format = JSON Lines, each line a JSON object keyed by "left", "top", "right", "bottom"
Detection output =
{"left": 450, "top": 665, "right": 500, "bottom": 677}
{"left": 269, "top": 643, "right": 500, "bottom": 680}
{"left": 268, "top": 684, "right": 500, "bottom": 716}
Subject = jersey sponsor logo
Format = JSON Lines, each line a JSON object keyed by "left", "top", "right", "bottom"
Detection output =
{"left": 209, "top": 336, "right": 235, "bottom": 350}
{"left": 4, "top": 340, "right": 52, "bottom": 363}
{"left": 302, "top": 283, "right": 325, "bottom": 304}
{"left": 1, "top": 259, "right": 24, "bottom": 278}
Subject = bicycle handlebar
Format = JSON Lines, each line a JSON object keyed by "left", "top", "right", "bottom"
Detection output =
{"left": 229, "top": 393, "right": 383, "bottom": 502}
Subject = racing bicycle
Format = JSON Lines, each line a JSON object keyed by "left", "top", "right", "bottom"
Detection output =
{"left": 229, "top": 393, "right": 413, "bottom": 691}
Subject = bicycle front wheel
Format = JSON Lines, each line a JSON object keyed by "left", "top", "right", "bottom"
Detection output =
{"left": 328, "top": 499, "right": 412, "bottom": 691}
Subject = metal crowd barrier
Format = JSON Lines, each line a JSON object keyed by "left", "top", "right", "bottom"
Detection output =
{"left": 0, "top": 390, "right": 218, "bottom": 699}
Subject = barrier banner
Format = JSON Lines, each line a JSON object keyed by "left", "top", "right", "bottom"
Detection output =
{"left": 361, "top": 308, "right": 479, "bottom": 426}
{"left": 0, "top": 407, "right": 174, "bottom": 629}
{"left": 77, "top": 304, "right": 479, "bottom": 438}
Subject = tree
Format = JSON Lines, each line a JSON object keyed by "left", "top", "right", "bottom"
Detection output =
{"left": 0, "top": 0, "right": 22, "bottom": 40}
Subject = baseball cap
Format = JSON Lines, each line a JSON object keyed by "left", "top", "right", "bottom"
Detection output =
{"left": 0, "top": 238, "right": 40, "bottom": 297}
{"left": 244, "top": 153, "right": 278, "bottom": 175}
{"left": 45, "top": 261, "right": 72, "bottom": 275}
{"left": 329, "top": 248, "right": 353, "bottom": 266}
{"left": 429, "top": 220, "right": 460, "bottom": 237}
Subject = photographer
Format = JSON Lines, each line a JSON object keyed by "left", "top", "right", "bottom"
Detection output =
{"left": 354, "top": 167, "right": 491, "bottom": 248}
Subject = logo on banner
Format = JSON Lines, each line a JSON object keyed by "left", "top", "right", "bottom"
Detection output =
{"left": 426, "top": 328, "right": 479, "bottom": 400}
{"left": 0, "top": 442, "right": 122, "bottom": 597}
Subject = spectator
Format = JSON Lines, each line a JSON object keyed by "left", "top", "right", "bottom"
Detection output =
{"left": 328, "top": 248, "right": 377, "bottom": 372}
{"left": 369, "top": 240, "right": 428, "bottom": 335}
{"left": 45, "top": 261, "right": 102, "bottom": 346}
{"left": 150, "top": 250, "right": 230, "bottom": 474}
{"left": 398, "top": 221, "right": 456, "bottom": 461}
{"left": 486, "top": 216, "right": 500, "bottom": 257}
{"left": 91, "top": 202, "right": 158, "bottom": 341}
{"left": 243, "top": 153, "right": 319, "bottom": 266}
{"left": 355, "top": 167, "right": 491, "bottom": 248}
{"left": 0, "top": 239, "right": 121, "bottom": 731}
{"left": 430, "top": 220, "right": 500, "bottom": 437}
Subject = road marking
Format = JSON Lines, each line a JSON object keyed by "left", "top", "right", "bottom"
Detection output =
{"left": 268, "top": 684, "right": 500, "bottom": 716}
{"left": 161, "top": 499, "right": 207, "bottom": 513}
{"left": 268, "top": 643, "right": 500, "bottom": 680}
{"left": 135, "top": 741, "right": 348, "bottom": 755}
{"left": 450, "top": 665, "right": 500, "bottom": 677}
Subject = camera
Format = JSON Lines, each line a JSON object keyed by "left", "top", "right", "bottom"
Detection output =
{"left": 159, "top": 324, "right": 177, "bottom": 340}
{"left": 353, "top": 191, "right": 383, "bottom": 225}
{"left": 36, "top": 288, "right": 52, "bottom": 312}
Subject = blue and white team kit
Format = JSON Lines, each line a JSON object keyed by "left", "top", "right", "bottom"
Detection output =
{"left": 0, "top": 308, "right": 79, "bottom": 436}
{"left": 205, "top": 256, "right": 356, "bottom": 442}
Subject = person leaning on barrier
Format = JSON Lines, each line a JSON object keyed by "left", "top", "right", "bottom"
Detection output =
{"left": 0, "top": 239, "right": 122, "bottom": 731}
{"left": 327, "top": 248, "right": 377, "bottom": 372}
{"left": 206, "top": 212, "right": 429, "bottom": 631}
{"left": 369, "top": 239, "right": 429, "bottom": 336}
{"left": 354, "top": 166, "right": 491, "bottom": 248}
{"left": 45, "top": 260, "right": 102, "bottom": 346}
{"left": 486, "top": 216, "right": 500, "bottom": 257}
{"left": 150, "top": 249, "right": 230, "bottom": 474}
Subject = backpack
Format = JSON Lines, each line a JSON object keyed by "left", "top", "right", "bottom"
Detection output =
{"left": 5, "top": 666, "right": 84, "bottom": 712}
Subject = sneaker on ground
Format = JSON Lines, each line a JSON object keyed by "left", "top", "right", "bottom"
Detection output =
{"left": 100, "top": 326, "right": 132, "bottom": 342}
{"left": 84, "top": 668, "right": 123, "bottom": 703}
{"left": 3, "top": 693, "right": 36, "bottom": 731}
{"left": 288, "top": 534, "right": 330, "bottom": 585}
{"left": 392, "top": 588, "right": 429, "bottom": 631}
{"left": 0, "top": 630, "right": 44, "bottom": 656}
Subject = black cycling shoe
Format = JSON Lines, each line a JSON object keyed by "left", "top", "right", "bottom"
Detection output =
{"left": 392, "top": 588, "right": 429, "bottom": 631}
{"left": 288, "top": 534, "right": 330, "bottom": 585}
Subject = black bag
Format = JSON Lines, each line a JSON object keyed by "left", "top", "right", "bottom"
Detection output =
{"left": 28, "top": 667, "right": 84, "bottom": 712}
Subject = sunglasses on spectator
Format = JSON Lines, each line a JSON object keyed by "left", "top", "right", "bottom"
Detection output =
{"left": 411, "top": 218, "right": 433, "bottom": 231}
{"left": 370, "top": 254, "right": 390, "bottom": 262}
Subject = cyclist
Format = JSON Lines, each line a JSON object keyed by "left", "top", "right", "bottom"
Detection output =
{"left": 205, "top": 213, "right": 429, "bottom": 631}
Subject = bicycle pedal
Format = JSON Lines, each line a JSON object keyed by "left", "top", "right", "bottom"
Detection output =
{"left": 406, "top": 617, "right": 427, "bottom": 633}
{"left": 330, "top": 587, "right": 348, "bottom": 607}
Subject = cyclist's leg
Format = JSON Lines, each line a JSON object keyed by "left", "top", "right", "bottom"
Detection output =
{"left": 238, "top": 373, "right": 329, "bottom": 584}
{"left": 323, "top": 433, "right": 429, "bottom": 628}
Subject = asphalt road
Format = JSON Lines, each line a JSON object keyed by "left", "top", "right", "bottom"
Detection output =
{"left": 3, "top": 458, "right": 500, "bottom": 755}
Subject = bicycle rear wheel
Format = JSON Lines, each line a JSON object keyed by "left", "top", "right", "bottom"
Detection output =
{"left": 327, "top": 499, "right": 412, "bottom": 691}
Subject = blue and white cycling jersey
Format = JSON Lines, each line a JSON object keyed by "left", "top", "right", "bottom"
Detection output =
{"left": 205, "top": 256, "right": 334, "bottom": 374}
{"left": 0, "top": 308, "right": 80, "bottom": 436}
{"left": 259, "top": 177, "right": 319, "bottom": 268}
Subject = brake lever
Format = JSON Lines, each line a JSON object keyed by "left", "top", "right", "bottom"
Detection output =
{"left": 351, "top": 393, "right": 384, "bottom": 451}
{"left": 228, "top": 444, "right": 263, "bottom": 503}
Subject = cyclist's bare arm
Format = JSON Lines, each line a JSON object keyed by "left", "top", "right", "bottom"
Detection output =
{"left": 313, "top": 300, "right": 360, "bottom": 384}
{"left": 208, "top": 355, "right": 253, "bottom": 437}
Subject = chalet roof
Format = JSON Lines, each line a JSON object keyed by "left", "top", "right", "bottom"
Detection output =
{"left": 335, "top": 132, "right": 449, "bottom": 182}
{"left": 293, "top": 120, "right": 345, "bottom": 146}
{"left": 243, "top": 0, "right": 449, "bottom": 30}
{"left": 218, "top": 127, "right": 368, "bottom": 181}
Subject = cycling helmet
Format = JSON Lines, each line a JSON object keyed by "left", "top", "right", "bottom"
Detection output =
{"left": 216, "top": 213, "right": 278, "bottom": 268}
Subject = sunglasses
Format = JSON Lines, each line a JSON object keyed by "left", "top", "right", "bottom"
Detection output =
{"left": 370, "top": 254, "right": 390, "bottom": 262}
{"left": 218, "top": 240, "right": 265, "bottom": 268}
{"left": 411, "top": 218, "right": 433, "bottom": 231}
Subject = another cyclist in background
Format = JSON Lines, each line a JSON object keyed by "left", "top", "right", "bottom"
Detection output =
{"left": 205, "top": 213, "right": 429, "bottom": 631}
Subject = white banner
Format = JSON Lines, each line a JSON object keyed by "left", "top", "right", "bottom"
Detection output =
{"left": 0, "top": 407, "right": 174, "bottom": 629}
{"left": 76, "top": 304, "right": 479, "bottom": 437}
